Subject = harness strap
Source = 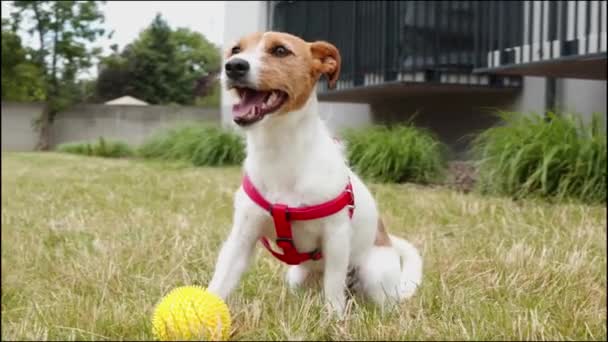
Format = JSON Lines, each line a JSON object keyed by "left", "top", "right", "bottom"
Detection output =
{"left": 242, "top": 175, "right": 354, "bottom": 220}
{"left": 242, "top": 174, "right": 355, "bottom": 265}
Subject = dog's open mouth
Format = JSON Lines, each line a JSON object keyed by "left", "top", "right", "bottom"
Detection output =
{"left": 232, "top": 87, "right": 288, "bottom": 126}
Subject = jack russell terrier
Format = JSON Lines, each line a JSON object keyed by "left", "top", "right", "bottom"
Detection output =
{"left": 208, "top": 31, "right": 422, "bottom": 317}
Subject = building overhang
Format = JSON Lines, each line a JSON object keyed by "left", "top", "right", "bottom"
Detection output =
{"left": 473, "top": 52, "right": 607, "bottom": 80}
{"left": 318, "top": 81, "right": 521, "bottom": 104}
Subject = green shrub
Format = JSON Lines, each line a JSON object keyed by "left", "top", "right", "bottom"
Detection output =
{"left": 343, "top": 125, "right": 446, "bottom": 183}
{"left": 137, "top": 123, "right": 245, "bottom": 166}
{"left": 57, "top": 137, "right": 134, "bottom": 158}
{"left": 471, "top": 111, "right": 606, "bottom": 204}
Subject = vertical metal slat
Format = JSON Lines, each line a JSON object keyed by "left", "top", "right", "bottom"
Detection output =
{"left": 528, "top": 0, "right": 534, "bottom": 62}
{"left": 412, "top": 0, "right": 419, "bottom": 72}
{"left": 498, "top": 1, "right": 505, "bottom": 65}
{"left": 547, "top": 1, "right": 557, "bottom": 59}
{"left": 489, "top": 1, "right": 496, "bottom": 67}
{"left": 434, "top": 0, "right": 440, "bottom": 68}
{"left": 598, "top": 0, "right": 603, "bottom": 53}
{"left": 585, "top": 0, "right": 592, "bottom": 54}
{"left": 559, "top": 0, "right": 568, "bottom": 56}
{"left": 352, "top": 1, "right": 357, "bottom": 85}
{"left": 574, "top": 0, "right": 579, "bottom": 47}
{"left": 540, "top": 0, "right": 545, "bottom": 60}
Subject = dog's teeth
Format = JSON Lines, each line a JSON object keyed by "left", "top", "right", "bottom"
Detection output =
{"left": 268, "top": 92, "right": 277, "bottom": 105}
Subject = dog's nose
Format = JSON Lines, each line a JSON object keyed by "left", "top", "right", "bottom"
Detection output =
{"left": 225, "top": 58, "right": 250, "bottom": 80}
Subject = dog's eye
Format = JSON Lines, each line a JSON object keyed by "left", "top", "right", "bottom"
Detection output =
{"left": 271, "top": 45, "right": 290, "bottom": 57}
{"left": 231, "top": 46, "right": 241, "bottom": 55}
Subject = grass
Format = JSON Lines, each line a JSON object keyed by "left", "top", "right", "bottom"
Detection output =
{"left": 137, "top": 123, "right": 245, "bottom": 167}
{"left": 2, "top": 152, "right": 606, "bottom": 341}
{"left": 472, "top": 111, "right": 607, "bottom": 204}
{"left": 56, "top": 137, "right": 134, "bottom": 158}
{"left": 344, "top": 125, "right": 446, "bottom": 184}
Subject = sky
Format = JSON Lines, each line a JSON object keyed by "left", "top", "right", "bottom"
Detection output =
{"left": 100, "top": 1, "right": 225, "bottom": 51}
{"left": 1, "top": 1, "right": 226, "bottom": 77}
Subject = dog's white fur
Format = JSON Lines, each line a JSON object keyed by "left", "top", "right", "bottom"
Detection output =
{"left": 208, "top": 32, "right": 422, "bottom": 317}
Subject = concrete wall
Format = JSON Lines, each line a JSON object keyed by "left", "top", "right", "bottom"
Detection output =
{"left": 369, "top": 76, "right": 606, "bottom": 159}
{"left": 556, "top": 79, "right": 607, "bottom": 123}
{"left": 319, "top": 102, "right": 372, "bottom": 134}
{"left": 512, "top": 76, "right": 607, "bottom": 125}
{"left": 1, "top": 102, "right": 220, "bottom": 151}
{"left": 52, "top": 104, "right": 218, "bottom": 147}
{"left": 510, "top": 76, "right": 547, "bottom": 114}
{"left": 1, "top": 102, "right": 45, "bottom": 151}
{"left": 371, "top": 91, "right": 521, "bottom": 159}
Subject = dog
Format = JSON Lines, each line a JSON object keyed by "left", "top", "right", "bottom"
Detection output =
{"left": 208, "top": 31, "right": 422, "bottom": 317}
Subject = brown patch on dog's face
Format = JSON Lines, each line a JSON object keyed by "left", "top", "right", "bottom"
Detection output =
{"left": 224, "top": 32, "right": 341, "bottom": 125}
{"left": 258, "top": 32, "right": 318, "bottom": 113}
{"left": 229, "top": 31, "right": 341, "bottom": 114}
{"left": 374, "top": 218, "right": 392, "bottom": 247}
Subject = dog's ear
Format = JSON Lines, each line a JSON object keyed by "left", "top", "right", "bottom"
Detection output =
{"left": 310, "top": 41, "right": 341, "bottom": 89}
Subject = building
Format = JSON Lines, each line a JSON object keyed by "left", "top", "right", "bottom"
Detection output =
{"left": 104, "top": 95, "right": 149, "bottom": 106}
{"left": 221, "top": 1, "right": 607, "bottom": 158}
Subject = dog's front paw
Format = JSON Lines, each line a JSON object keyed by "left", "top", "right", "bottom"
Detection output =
{"left": 324, "top": 297, "right": 347, "bottom": 320}
{"left": 324, "top": 306, "right": 345, "bottom": 322}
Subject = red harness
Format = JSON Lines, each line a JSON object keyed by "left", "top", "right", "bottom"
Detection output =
{"left": 242, "top": 174, "right": 355, "bottom": 265}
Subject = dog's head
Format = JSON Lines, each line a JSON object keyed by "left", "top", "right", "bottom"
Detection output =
{"left": 223, "top": 31, "right": 341, "bottom": 127}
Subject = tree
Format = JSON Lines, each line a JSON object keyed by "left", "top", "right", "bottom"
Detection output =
{"left": 1, "top": 19, "right": 45, "bottom": 101}
{"left": 10, "top": 1, "right": 106, "bottom": 150}
{"left": 96, "top": 14, "right": 221, "bottom": 105}
{"left": 95, "top": 48, "right": 132, "bottom": 102}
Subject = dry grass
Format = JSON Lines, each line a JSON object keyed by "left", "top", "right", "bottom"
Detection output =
{"left": 2, "top": 152, "right": 606, "bottom": 341}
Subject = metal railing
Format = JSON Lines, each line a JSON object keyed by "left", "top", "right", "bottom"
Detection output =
{"left": 271, "top": 1, "right": 522, "bottom": 92}
{"left": 478, "top": 0, "right": 607, "bottom": 71}
{"left": 271, "top": 1, "right": 606, "bottom": 92}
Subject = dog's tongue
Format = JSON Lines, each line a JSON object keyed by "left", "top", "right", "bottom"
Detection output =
{"left": 233, "top": 89, "right": 267, "bottom": 118}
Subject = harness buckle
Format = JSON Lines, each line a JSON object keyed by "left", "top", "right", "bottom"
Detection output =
{"left": 345, "top": 188, "right": 355, "bottom": 207}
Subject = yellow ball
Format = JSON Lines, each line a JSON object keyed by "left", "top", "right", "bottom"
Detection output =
{"left": 152, "top": 286, "right": 231, "bottom": 341}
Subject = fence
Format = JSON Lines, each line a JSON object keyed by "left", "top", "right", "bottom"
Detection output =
{"left": 272, "top": 0, "right": 523, "bottom": 91}
{"left": 272, "top": 1, "right": 607, "bottom": 90}
{"left": 479, "top": 0, "right": 607, "bottom": 71}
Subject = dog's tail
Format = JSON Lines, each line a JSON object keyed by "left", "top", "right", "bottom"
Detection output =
{"left": 389, "top": 234, "right": 423, "bottom": 299}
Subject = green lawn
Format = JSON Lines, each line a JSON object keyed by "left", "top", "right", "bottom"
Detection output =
{"left": 2, "top": 152, "right": 606, "bottom": 341}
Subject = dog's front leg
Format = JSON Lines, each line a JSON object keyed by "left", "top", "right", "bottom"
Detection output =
{"left": 208, "top": 193, "right": 262, "bottom": 300}
{"left": 321, "top": 216, "right": 351, "bottom": 318}
{"left": 208, "top": 230, "right": 256, "bottom": 299}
